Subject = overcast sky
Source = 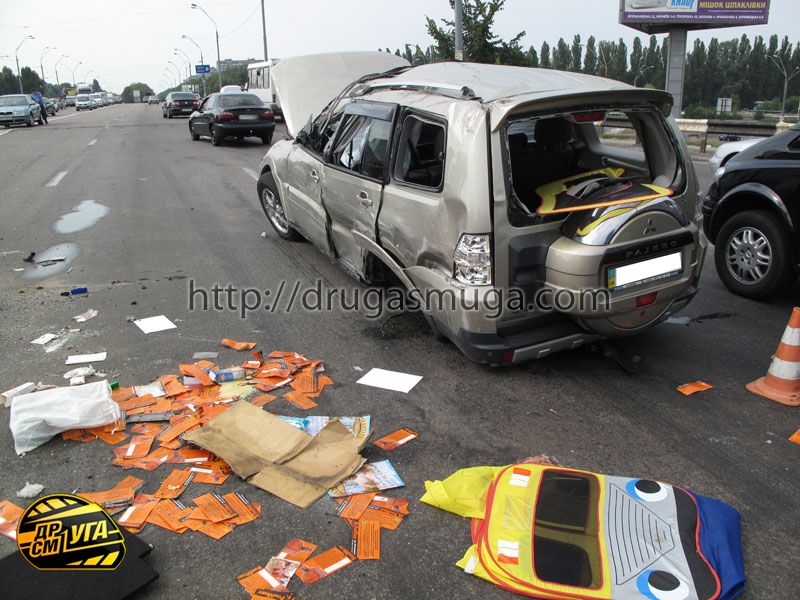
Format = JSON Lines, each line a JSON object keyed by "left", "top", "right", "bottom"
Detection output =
{"left": 2, "top": 0, "right": 798, "bottom": 93}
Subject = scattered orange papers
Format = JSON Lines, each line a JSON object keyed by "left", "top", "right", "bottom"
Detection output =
{"left": 188, "top": 461, "right": 230, "bottom": 485}
{"left": 193, "top": 493, "right": 236, "bottom": 522}
{"left": 359, "top": 506, "right": 404, "bottom": 530}
{"left": 0, "top": 500, "right": 24, "bottom": 540}
{"left": 373, "top": 428, "right": 419, "bottom": 451}
{"left": 789, "top": 430, "right": 800, "bottom": 445}
{"left": 79, "top": 476, "right": 144, "bottom": 510}
{"left": 276, "top": 538, "right": 317, "bottom": 563}
{"left": 179, "top": 363, "right": 214, "bottom": 386}
{"left": 87, "top": 423, "right": 129, "bottom": 445}
{"left": 165, "top": 447, "right": 213, "bottom": 464}
{"left": 221, "top": 338, "right": 256, "bottom": 351}
{"left": 146, "top": 499, "right": 192, "bottom": 533}
{"left": 336, "top": 492, "right": 377, "bottom": 521}
{"left": 283, "top": 391, "right": 318, "bottom": 410}
{"left": 369, "top": 495, "right": 410, "bottom": 516}
{"left": 677, "top": 381, "right": 714, "bottom": 396}
{"left": 290, "top": 371, "right": 333, "bottom": 398}
{"left": 157, "top": 415, "right": 201, "bottom": 444}
{"left": 250, "top": 394, "right": 277, "bottom": 408}
{"left": 113, "top": 435, "right": 155, "bottom": 460}
{"left": 221, "top": 492, "right": 260, "bottom": 526}
{"left": 255, "top": 377, "right": 293, "bottom": 393}
{"left": 153, "top": 469, "right": 194, "bottom": 499}
{"left": 239, "top": 566, "right": 282, "bottom": 595}
{"left": 351, "top": 520, "right": 381, "bottom": 560}
{"left": 62, "top": 429, "right": 97, "bottom": 442}
{"left": 252, "top": 590, "right": 296, "bottom": 600}
{"left": 296, "top": 546, "right": 356, "bottom": 584}
{"left": 117, "top": 494, "right": 159, "bottom": 529}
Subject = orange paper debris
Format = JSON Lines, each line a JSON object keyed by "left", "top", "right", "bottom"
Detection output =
{"left": 373, "top": 428, "right": 419, "bottom": 451}
{"left": 351, "top": 520, "right": 381, "bottom": 560}
{"left": 221, "top": 338, "right": 256, "bottom": 351}
{"left": 296, "top": 546, "right": 356, "bottom": 584}
{"left": 677, "top": 381, "right": 714, "bottom": 396}
{"left": 0, "top": 500, "right": 24, "bottom": 540}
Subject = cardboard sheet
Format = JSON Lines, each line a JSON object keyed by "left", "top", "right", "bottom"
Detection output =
{"left": 184, "top": 401, "right": 365, "bottom": 508}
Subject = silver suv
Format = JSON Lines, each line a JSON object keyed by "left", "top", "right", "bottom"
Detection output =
{"left": 257, "top": 52, "right": 705, "bottom": 365}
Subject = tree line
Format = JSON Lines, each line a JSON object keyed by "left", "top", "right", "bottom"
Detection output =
{"left": 0, "top": 66, "right": 103, "bottom": 97}
{"left": 385, "top": 0, "right": 800, "bottom": 116}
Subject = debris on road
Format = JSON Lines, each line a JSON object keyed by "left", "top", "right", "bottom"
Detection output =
{"left": 329, "top": 459, "right": 405, "bottom": 497}
{"left": 63, "top": 365, "right": 96, "bottom": 379}
{"left": 15, "top": 482, "right": 44, "bottom": 498}
{"left": 193, "top": 351, "right": 219, "bottom": 360}
{"left": 10, "top": 380, "right": 121, "bottom": 454}
{"left": 356, "top": 367, "right": 422, "bottom": 393}
{"left": 70, "top": 287, "right": 88, "bottom": 295}
{"left": 30, "top": 333, "right": 59, "bottom": 345}
{"left": 421, "top": 463, "right": 746, "bottom": 599}
{"left": 0, "top": 500, "right": 23, "bottom": 539}
{"left": 295, "top": 546, "right": 356, "bottom": 584}
{"left": 373, "top": 428, "right": 419, "bottom": 451}
{"left": 133, "top": 315, "right": 177, "bottom": 334}
{"left": 221, "top": 338, "right": 256, "bottom": 351}
{"left": 677, "top": 380, "right": 714, "bottom": 395}
{"left": 2, "top": 382, "right": 36, "bottom": 407}
{"left": 789, "top": 430, "right": 800, "bottom": 445}
{"left": 73, "top": 308, "right": 99, "bottom": 322}
{"left": 65, "top": 351, "right": 107, "bottom": 364}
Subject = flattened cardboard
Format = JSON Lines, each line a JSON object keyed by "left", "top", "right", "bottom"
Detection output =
{"left": 184, "top": 401, "right": 365, "bottom": 508}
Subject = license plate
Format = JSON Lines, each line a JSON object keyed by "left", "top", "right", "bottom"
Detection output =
{"left": 607, "top": 252, "right": 682, "bottom": 291}
{"left": 239, "top": 114, "right": 258, "bottom": 121}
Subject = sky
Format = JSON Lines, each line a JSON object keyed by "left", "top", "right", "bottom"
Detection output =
{"left": 1, "top": 0, "right": 798, "bottom": 93}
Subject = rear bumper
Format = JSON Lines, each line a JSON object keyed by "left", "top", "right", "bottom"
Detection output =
{"left": 167, "top": 107, "right": 195, "bottom": 116}
{"left": 216, "top": 122, "right": 275, "bottom": 137}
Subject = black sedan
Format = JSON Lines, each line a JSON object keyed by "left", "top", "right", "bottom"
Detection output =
{"left": 162, "top": 92, "right": 199, "bottom": 118}
{"left": 703, "top": 123, "right": 800, "bottom": 299}
{"left": 188, "top": 92, "right": 274, "bottom": 146}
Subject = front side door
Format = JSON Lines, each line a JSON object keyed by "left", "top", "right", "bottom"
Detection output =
{"left": 282, "top": 144, "right": 332, "bottom": 256}
{"left": 321, "top": 102, "right": 396, "bottom": 274}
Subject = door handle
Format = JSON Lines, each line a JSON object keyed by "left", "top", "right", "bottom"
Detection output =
{"left": 357, "top": 191, "right": 373, "bottom": 207}
{"left": 309, "top": 169, "right": 320, "bottom": 182}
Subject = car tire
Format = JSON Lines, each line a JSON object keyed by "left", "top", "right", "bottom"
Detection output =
{"left": 210, "top": 126, "right": 223, "bottom": 146}
{"left": 258, "top": 171, "right": 300, "bottom": 241}
{"left": 26, "top": 114, "right": 34, "bottom": 127}
{"left": 261, "top": 134, "right": 272, "bottom": 145}
{"left": 714, "top": 210, "right": 795, "bottom": 299}
{"left": 189, "top": 124, "right": 200, "bottom": 141}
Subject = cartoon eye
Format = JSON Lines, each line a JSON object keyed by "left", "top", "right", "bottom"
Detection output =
{"left": 636, "top": 570, "right": 690, "bottom": 600}
{"left": 626, "top": 479, "right": 668, "bottom": 502}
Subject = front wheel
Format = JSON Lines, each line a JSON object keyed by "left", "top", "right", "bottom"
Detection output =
{"left": 26, "top": 114, "right": 34, "bottom": 127}
{"left": 189, "top": 124, "right": 200, "bottom": 140}
{"left": 258, "top": 172, "right": 300, "bottom": 241}
{"left": 210, "top": 126, "right": 223, "bottom": 146}
{"left": 714, "top": 210, "right": 795, "bottom": 299}
{"left": 261, "top": 134, "right": 272, "bottom": 145}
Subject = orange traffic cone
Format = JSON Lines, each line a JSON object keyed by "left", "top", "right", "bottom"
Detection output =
{"left": 747, "top": 307, "right": 800, "bottom": 406}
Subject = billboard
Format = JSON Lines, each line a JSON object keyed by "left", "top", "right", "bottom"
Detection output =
{"left": 620, "top": 0, "right": 770, "bottom": 33}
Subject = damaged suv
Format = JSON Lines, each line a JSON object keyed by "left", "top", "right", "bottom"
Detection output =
{"left": 257, "top": 52, "right": 705, "bottom": 365}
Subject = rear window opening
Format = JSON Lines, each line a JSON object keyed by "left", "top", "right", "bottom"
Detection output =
{"left": 504, "top": 108, "right": 682, "bottom": 225}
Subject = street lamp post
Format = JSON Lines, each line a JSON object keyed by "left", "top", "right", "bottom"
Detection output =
{"left": 182, "top": 35, "right": 206, "bottom": 96}
{"left": 168, "top": 60, "right": 184, "bottom": 87}
{"left": 191, "top": 4, "right": 222, "bottom": 91}
{"left": 54, "top": 54, "right": 69, "bottom": 86}
{"left": 15, "top": 35, "right": 35, "bottom": 93}
{"left": 260, "top": 0, "right": 268, "bottom": 61}
{"left": 84, "top": 71, "right": 94, "bottom": 86}
{"left": 174, "top": 49, "right": 191, "bottom": 78}
{"left": 770, "top": 53, "right": 800, "bottom": 122}
{"left": 633, "top": 65, "right": 654, "bottom": 87}
{"left": 71, "top": 61, "right": 83, "bottom": 86}
{"left": 40, "top": 46, "right": 56, "bottom": 83}
{"left": 454, "top": 0, "right": 464, "bottom": 61}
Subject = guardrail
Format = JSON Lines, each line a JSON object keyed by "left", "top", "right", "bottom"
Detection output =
{"left": 603, "top": 115, "right": 794, "bottom": 153}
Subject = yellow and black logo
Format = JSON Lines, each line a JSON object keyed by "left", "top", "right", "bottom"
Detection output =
{"left": 16, "top": 494, "right": 126, "bottom": 570}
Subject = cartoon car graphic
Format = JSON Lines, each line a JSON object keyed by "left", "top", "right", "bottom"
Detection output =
{"left": 421, "top": 464, "right": 745, "bottom": 599}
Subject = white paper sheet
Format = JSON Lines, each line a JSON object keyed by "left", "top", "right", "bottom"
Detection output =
{"left": 31, "top": 333, "right": 58, "bottom": 345}
{"left": 133, "top": 315, "right": 177, "bottom": 334}
{"left": 65, "top": 352, "right": 107, "bottom": 364}
{"left": 356, "top": 368, "right": 422, "bottom": 393}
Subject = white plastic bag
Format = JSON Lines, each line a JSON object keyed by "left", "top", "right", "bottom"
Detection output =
{"left": 10, "top": 380, "right": 120, "bottom": 454}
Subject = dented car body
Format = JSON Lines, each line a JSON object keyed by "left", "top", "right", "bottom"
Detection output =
{"left": 257, "top": 52, "right": 705, "bottom": 366}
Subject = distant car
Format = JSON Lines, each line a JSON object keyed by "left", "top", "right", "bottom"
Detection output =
{"left": 708, "top": 138, "right": 761, "bottom": 174}
{"left": 162, "top": 92, "right": 199, "bottom": 118}
{"left": 43, "top": 98, "right": 57, "bottom": 116}
{"left": 90, "top": 93, "right": 102, "bottom": 108}
{"left": 0, "top": 94, "right": 44, "bottom": 127}
{"left": 188, "top": 92, "right": 274, "bottom": 146}
{"left": 65, "top": 96, "right": 76, "bottom": 107}
{"left": 703, "top": 123, "right": 800, "bottom": 299}
{"left": 718, "top": 134, "right": 741, "bottom": 142}
{"left": 75, "top": 94, "right": 93, "bottom": 111}
{"left": 148, "top": 96, "right": 160, "bottom": 105}
{"left": 219, "top": 85, "right": 243, "bottom": 93}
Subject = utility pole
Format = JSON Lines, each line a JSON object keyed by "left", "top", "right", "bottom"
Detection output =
{"left": 15, "top": 35, "right": 35, "bottom": 94}
{"left": 54, "top": 54, "right": 68, "bottom": 86}
{"left": 40, "top": 46, "right": 56, "bottom": 85}
{"left": 260, "top": 0, "right": 268, "bottom": 61}
{"left": 454, "top": 0, "right": 464, "bottom": 61}
{"left": 770, "top": 53, "right": 800, "bottom": 122}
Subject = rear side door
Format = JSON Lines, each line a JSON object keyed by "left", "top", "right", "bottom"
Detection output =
{"left": 320, "top": 102, "right": 396, "bottom": 274}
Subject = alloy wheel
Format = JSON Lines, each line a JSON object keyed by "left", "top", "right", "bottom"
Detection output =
{"left": 262, "top": 187, "right": 289, "bottom": 235}
{"left": 725, "top": 226, "right": 772, "bottom": 285}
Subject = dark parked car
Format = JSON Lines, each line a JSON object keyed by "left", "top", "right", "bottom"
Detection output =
{"left": 162, "top": 91, "right": 199, "bottom": 118}
{"left": 188, "top": 92, "right": 274, "bottom": 146}
{"left": 703, "top": 123, "right": 800, "bottom": 299}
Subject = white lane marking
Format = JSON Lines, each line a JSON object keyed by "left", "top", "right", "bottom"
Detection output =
{"left": 87, "top": 139, "right": 97, "bottom": 146}
{"left": 46, "top": 171, "right": 68, "bottom": 187}
{"left": 242, "top": 167, "right": 259, "bottom": 181}
{"left": 50, "top": 111, "right": 84, "bottom": 122}
{"left": 0, "top": 129, "right": 12, "bottom": 137}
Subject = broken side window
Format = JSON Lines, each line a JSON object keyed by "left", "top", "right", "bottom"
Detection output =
{"left": 394, "top": 115, "right": 446, "bottom": 190}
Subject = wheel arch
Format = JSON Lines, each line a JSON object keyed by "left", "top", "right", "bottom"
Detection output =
{"left": 708, "top": 183, "right": 793, "bottom": 243}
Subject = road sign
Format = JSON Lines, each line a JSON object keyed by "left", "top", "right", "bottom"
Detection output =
{"left": 195, "top": 64, "right": 211, "bottom": 74}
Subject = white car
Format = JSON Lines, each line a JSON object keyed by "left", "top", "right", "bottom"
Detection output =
{"left": 75, "top": 94, "right": 93, "bottom": 111}
{"left": 220, "top": 85, "right": 243, "bottom": 93}
{"left": 708, "top": 138, "right": 761, "bottom": 174}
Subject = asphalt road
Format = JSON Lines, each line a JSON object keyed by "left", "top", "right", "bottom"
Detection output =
{"left": 0, "top": 104, "right": 798, "bottom": 599}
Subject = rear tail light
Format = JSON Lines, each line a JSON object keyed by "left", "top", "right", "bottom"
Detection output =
{"left": 454, "top": 234, "right": 492, "bottom": 285}
{"left": 636, "top": 292, "right": 658, "bottom": 308}
{"left": 259, "top": 111, "right": 273, "bottom": 119}
{"left": 218, "top": 112, "right": 236, "bottom": 122}
{"left": 501, "top": 350, "right": 515, "bottom": 364}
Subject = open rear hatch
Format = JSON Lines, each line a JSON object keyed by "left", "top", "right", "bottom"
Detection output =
{"left": 495, "top": 91, "right": 704, "bottom": 336}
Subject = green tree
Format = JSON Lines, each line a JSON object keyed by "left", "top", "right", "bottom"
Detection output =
{"left": 425, "top": 0, "right": 524, "bottom": 63}
{"left": 121, "top": 82, "right": 154, "bottom": 103}
{"left": 552, "top": 38, "right": 570, "bottom": 71}
{"left": 539, "top": 41, "right": 551, "bottom": 69}
{"left": 570, "top": 35, "right": 582, "bottom": 72}
{"left": 629, "top": 36, "right": 644, "bottom": 84}
{"left": 527, "top": 46, "right": 539, "bottom": 68}
{"left": 91, "top": 78, "right": 101, "bottom": 93}
{"left": 0, "top": 66, "right": 19, "bottom": 95}
{"left": 584, "top": 36, "right": 597, "bottom": 75}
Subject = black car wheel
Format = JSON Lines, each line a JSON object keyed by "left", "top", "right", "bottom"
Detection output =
{"left": 714, "top": 210, "right": 795, "bottom": 299}
{"left": 210, "top": 126, "right": 223, "bottom": 146}
{"left": 261, "top": 134, "right": 273, "bottom": 145}
{"left": 258, "top": 172, "right": 300, "bottom": 241}
{"left": 26, "top": 113, "right": 34, "bottom": 127}
{"left": 189, "top": 123, "right": 200, "bottom": 141}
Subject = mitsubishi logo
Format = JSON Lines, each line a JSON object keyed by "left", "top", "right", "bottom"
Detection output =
{"left": 643, "top": 217, "right": 657, "bottom": 236}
